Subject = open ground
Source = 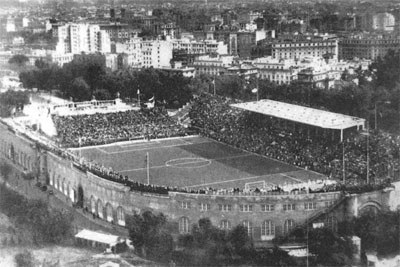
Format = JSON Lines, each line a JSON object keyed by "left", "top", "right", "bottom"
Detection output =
{"left": 72, "top": 136, "right": 326, "bottom": 190}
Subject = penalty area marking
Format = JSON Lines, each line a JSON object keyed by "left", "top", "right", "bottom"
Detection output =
{"left": 279, "top": 173, "right": 304, "bottom": 183}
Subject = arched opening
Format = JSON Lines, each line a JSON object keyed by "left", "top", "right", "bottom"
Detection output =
{"left": 117, "top": 206, "right": 125, "bottom": 226}
{"left": 359, "top": 202, "right": 381, "bottom": 216}
{"left": 179, "top": 217, "right": 189, "bottom": 234}
{"left": 62, "top": 179, "right": 66, "bottom": 195}
{"left": 56, "top": 176, "right": 60, "bottom": 190}
{"left": 283, "top": 219, "right": 295, "bottom": 235}
{"left": 106, "top": 203, "right": 113, "bottom": 223}
{"left": 9, "top": 144, "right": 14, "bottom": 162}
{"left": 261, "top": 220, "right": 275, "bottom": 240}
{"left": 69, "top": 184, "right": 75, "bottom": 202}
{"left": 45, "top": 172, "right": 50, "bottom": 185}
{"left": 97, "top": 199, "right": 103, "bottom": 219}
{"left": 77, "top": 185, "right": 84, "bottom": 208}
{"left": 27, "top": 157, "right": 31, "bottom": 171}
{"left": 90, "top": 196, "right": 96, "bottom": 213}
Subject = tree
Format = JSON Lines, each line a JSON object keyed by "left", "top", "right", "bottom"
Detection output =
{"left": 8, "top": 54, "right": 29, "bottom": 67}
{"left": 70, "top": 77, "right": 91, "bottom": 101}
{"left": 341, "top": 210, "right": 400, "bottom": 257}
{"left": 228, "top": 225, "right": 253, "bottom": 257}
{"left": 0, "top": 90, "right": 30, "bottom": 117}
{"left": 15, "top": 250, "right": 34, "bottom": 267}
{"left": 308, "top": 227, "right": 353, "bottom": 266}
{"left": 34, "top": 58, "right": 49, "bottom": 69}
{"left": 254, "top": 247, "right": 297, "bottom": 267}
{"left": 0, "top": 160, "right": 12, "bottom": 182}
{"left": 126, "top": 211, "right": 173, "bottom": 262}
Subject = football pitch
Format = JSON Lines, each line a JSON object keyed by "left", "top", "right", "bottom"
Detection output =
{"left": 71, "top": 136, "right": 326, "bottom": 190}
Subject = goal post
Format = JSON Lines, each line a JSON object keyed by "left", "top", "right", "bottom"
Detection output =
{"left": 245, "top": 180, "right": 266, "bottom": 190}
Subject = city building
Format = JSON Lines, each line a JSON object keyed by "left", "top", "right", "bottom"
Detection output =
{"left": 141, "top": 40, "right": 173, "bottom": 68}
{"left": 252, "top": 57, "right": 300, "bottom": 85}
{"left": 172, "top": 38, "right": 228, "bottom": 55}
{"left": 372, "top": 12, "right": 395, "bottom": 32}
{"left": 271, "top": 38, "right": 339, "bottom": 61}
{"left": 55, "top": 23, "right": 111, "bottom": 54}
{"left": 339, "top": 34, "right": 400, "bottom": 60}
{"left": 99, "top": 23, "right": 138, "bottom": 42}
{"left": 190, "top": 55, "right": 235, "bottom": 76}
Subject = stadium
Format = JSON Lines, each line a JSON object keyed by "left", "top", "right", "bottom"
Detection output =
{"left": 0, "top": 92, "right": 398, "bottom": 246}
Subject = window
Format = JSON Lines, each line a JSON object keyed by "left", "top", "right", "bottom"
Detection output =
{"left": 106, "top": 203, "right": 113, "bottom": 222}
{"left": 239, "top": 204, "right": 253, "bottom": 212}
{"left": 179, "top": 217, "right": 190, "bottom": 234}
{"left": 304, "top": 202, "right": 317, "bottom": 210}
{"left": 218, "top": 204, "right": 232, "bottom": 212}
{"left": 261, "top": 220, "right": 275, "bottom": 237}
{"left": 261, "top": 204, "right": 275, "bottom": 212}
{"left": 326, "top": 216, "right": 338, "bottom": 232}
{"left": 97, "top": 199, "right": 103, "bottom": 219}
{"left": 325, "top": 201, "right": 334, "bottom": 207}
{"left": 242, "top": 220, "right": 253, "bottom": 237}
{"left": 199, "top": 203, "right": 210, "bottom": 211}
{"left": 90, "top": 196, "right": 96, "bottom": 213}
{"left": 220, "top": 220, "right": 231, "bottom": 230}
{"left": 284, "top": 219, "right": 295, "bottom": 234}
{"left": 180, "top": 201, "right": 191, "bottom": 209}
{"left": 283, "top": 204, "right": 295, "bottom": 211}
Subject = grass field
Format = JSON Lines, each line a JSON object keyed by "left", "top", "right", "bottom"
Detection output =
{"left": 72, "top": 136, "right": 326, "bottom": 190}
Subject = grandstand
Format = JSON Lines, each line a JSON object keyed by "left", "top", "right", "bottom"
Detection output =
{"left": 231, "top": 100, "right": 366, "bottom": 142}
{"left": 13, "top": 92, "right": 398, "bottom": 193}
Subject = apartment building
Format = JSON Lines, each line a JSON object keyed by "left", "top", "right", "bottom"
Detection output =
{"left": 271, "top": 38, "right": 338, "bottom": 61}
{"left": 172, "top": 38, "right": 228, "bottom": 55}
{"left": 141, "top": 40, "right": 173, "bottom": 68}
{"left": 55, "top": 23, "right": 111, "bottom": 54}
{"left": 339, "top": 34, "right": 400, "bottom": 60}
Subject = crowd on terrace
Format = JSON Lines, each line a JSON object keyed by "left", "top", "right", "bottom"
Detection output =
{"left": 52, "top": 108, "right": 187, "bottom": 147}
{"left": 189, "top": 93, "right": 400, "bottom": 185}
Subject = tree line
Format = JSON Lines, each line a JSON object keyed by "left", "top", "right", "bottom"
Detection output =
{"left": 127, "top": 210, "right": 297, "bottom": 266}
{"left": 127, "top": 208, "right": 400, "bottom": 266}
{"left": 18, "top": 54, "right": 197, "bottom": 109}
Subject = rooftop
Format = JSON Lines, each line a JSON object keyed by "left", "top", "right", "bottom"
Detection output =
{"left": 231, "top": 100, "right": 365, "bottom": 130}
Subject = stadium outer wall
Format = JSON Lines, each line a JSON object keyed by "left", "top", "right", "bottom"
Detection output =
{"left": 2, "top": 122, "right": 400, "bottom": 245}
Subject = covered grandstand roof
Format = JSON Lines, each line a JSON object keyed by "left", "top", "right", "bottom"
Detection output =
{"left": 75, "top": 229, "right": 120, "bottom": 245}
{"left": 231, "top": 100, "right": 365, "bottom": 130}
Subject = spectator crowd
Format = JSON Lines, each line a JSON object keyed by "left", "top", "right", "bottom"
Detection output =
{"left": 52, "top": 107, "right": 187, "bottom": 147}
{"left": 11, "top": 93, "right": 397, "bottom": 197}
{"left": 189, "top": 93, "right": 400, "bottom": 185}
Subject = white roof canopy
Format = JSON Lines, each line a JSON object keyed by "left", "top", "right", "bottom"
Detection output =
{"left": 231, "top": 100, "right": 365, "bottom": 130}
{"left": 75, "top": 229, "right": 120, "bottom": 245}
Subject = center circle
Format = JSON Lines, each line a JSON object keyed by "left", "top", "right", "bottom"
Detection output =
{"left": 165, "top": 157, "right": 212, "bottom": 168}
